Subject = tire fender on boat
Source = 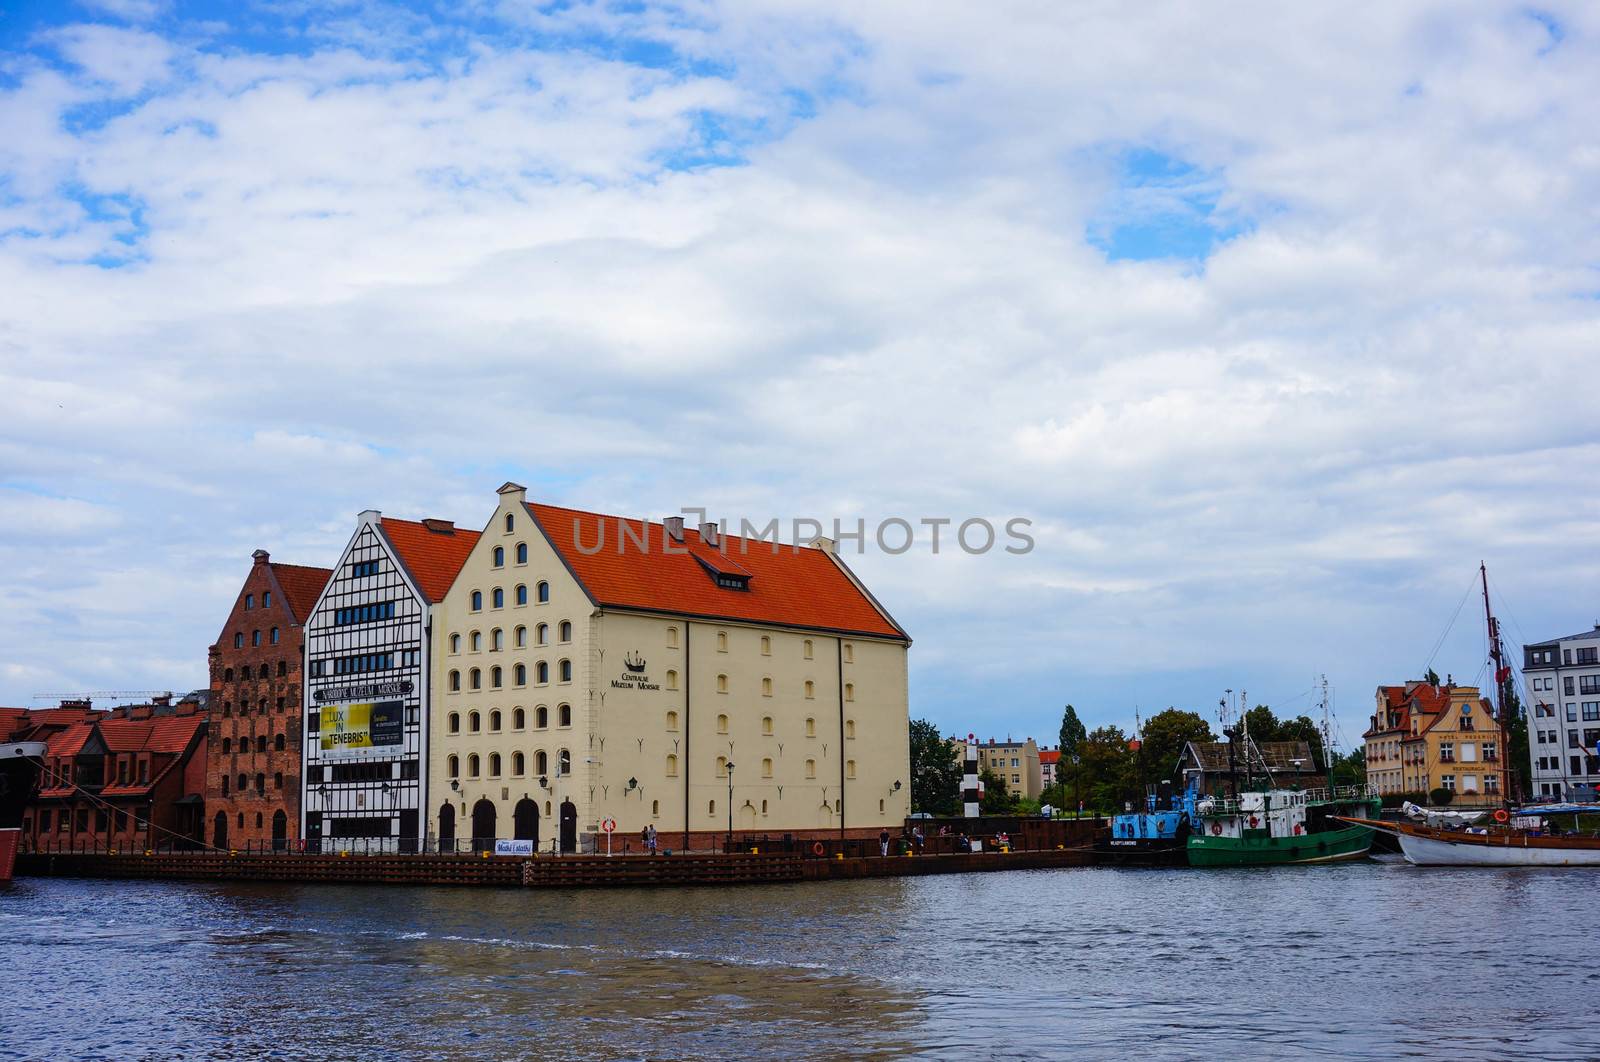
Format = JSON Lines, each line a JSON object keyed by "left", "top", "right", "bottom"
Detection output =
{"left": 1210, "top": 823, "right": 1222, "bottom": 836}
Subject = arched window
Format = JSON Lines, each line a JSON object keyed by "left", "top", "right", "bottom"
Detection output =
{"left": 845, "top": 719, "right": 855, "bottom": 739}
{"left": 468, "top": 754, "right": 480, "bottom": 777}
{"left": 666, "top": 754, "right": 678, "bottom": 777}
{"left": 716, "top": 714, "right": 729, "bottom": 734}
{"left": 489, "top": 709, "right": 502, "bottom": 732}
{"left": 762, "top": 799, "right": 769, "bottom": 815}
{"left": 505, "top": 512, "right": 514, "bottom": 532}
{"left": 666, "top": 669, "right": 678, "bottom": 691}
{"left": 846, "top": 759, "right": 857, "bottom": 779}
{"left": 255, "top": 772, "right": 265, "bottom": 793}
{"left": 536, "top": 623, "right": 549, "bottom": 645}
{"left": 514, "top": 625, "right": 527, "bottom": 648}
{"left": 716, "top": 755, "right": 727, "bottom": 778}
{"left": 449, "top": 670, "right": 461, "bottom": 692}
{"left": 652, "top": 799, "right": 660, "bottom": 816}
{"left": 491, "top": 628, "right": 504, "bottom": 651}
{"left": 274, "top": 771, "right": 283, "bottom": 789}
{"left": 843, "top": 643, "right": 854, "bottom": 663}
{"left": 709, "top": 800, "right": 716, "bottom": 817}
{"left": 760, "top": 635, "right": 771, "bottom": 655}
{"left": 516, "top": 542, "right": 528, "bottom": 563}
{"left": 762, "top": 758, "right": 773, "bottom": 778}
{"left": 558, "top": 703, "right": 572, "bottom": 727}
{"left": 717, "top": 674, "right": 729, "bottom": 694}
{"left": 489, "top": 753, "right": 501, "bottom": 777}
{"left": 559, "top": 620, "right": 572, "bottom": 642}
{"left": 270, "top": 627, "right": 279, "bottom": 644}
{"left": 224, "top": 668, "right": 234, "bottom": 682}
{"left": 806, "top": 717, "right": 816, "bottom": 737}
{"left": 469, "top": 711, "right": 481, "bottom": 733}
{"left": 514, "top": 664, "right": 526, "bottom": 686}
{"left": 535, "top": 750, "right": 548, "bottom": 775}
{"left": 513, "top": 707, "right": 525, "bottom": 730}
{"left": 536, "top": 705, "right": 549, "bottom": 728}
{"left": 761, "top": 677, "right": 773, "bottom": 697}
{"left": 471, "top": 590, "right": 482, "bottom": 611}
{"left": 492, "top": 587, "right": 504, "bottom": 608}
{"left": 803, "top": 639, "right": 813, "bottom": 660}
{"left": 491, "top": 666, "right": 503, "bottom": 688}
{"left": 666, "top": 710, "right": 678, "bottom": 731}
{"left": 278, "top": 660, "right": 287, "bottom": 676}
{"left": 221, "top": 738, "right": 231, "bottom": 754}
{"left": 449, "top": 712, "right": 460, "bottom": 734}
{"left": 536, "top": 581, "right": 549, "bottom": 603}
{"left": 221, "top": 776, "right": 229, "bottom": 795}
{"left": 804, "top": 680, "right": 815, "bottom": 699}
{"left": 536, "top": 661, "right": 549, "bottom": 684}
{"left": 234, "top": 633, "right": 244, "bottom": 649}
{"left": 558, "top": 659, "right": 572, "bottom": 682}
{"left": 762, "top": 716, "right": 773, "bottom": 735}
{"left": 516, "top": 584, "right": 529, "bottom": 606}
{"left": 470, "top": 668, "right": 482, "bottom": 690}
{"left": 805, "top": 759, "right": 816, "bottom": 779}
{"left": 717, "top": 631, "right": 728, "bottom": 652}
{"left": 237, "top": 773, "right": 246, "bottom": 791}
{"left": 845, "top": 683, "right": 855, "bottom": 702}
{"left": 558, "top": 749, "right": 571, "bottom": 775}
{"left": 492, "top": 546, "right": 505, "bottom": 567}
{"left": 512, "top": 751, "right": 525, "bottom": 775}
{"left": 449, "top": 633, "right": 460, "bottom": 654}
{"left": 257, "top": 736, "right": 267, "bottom": 752}
{"left": 666, "top": 626, "right": 678, "bottom": 648}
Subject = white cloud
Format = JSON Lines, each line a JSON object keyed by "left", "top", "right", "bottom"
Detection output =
{"left": 2, "top": 1, "right": 1598, "bottom": 738}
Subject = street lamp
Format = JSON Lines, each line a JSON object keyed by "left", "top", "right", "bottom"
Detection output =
{"left": 725, "top": 761, "right": 735, "bottom": 851}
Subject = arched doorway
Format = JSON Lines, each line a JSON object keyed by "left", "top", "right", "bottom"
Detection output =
{"left": 213, "top": 811, "right": 227, "bottom": 849}
{"left": 438, "top": 803, "right": 456, "bottom": 852}
{"left": 471, "top": 799, "right": 496, "bottom": 853}
{"left": 559, "top": 799, "right": 577, "bottom": 853}
{"left": 513, "top": 798, "right": 539, "bottom": 847}
{"left": 271, "top": 810, "right": 288, "bottom": 852}
{"left": 738, "top": 802, "right": 757, "bottom": 830}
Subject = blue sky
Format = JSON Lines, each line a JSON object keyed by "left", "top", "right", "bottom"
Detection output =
{"left": 2, "top": 1, "right": 1598, "bottom": 750}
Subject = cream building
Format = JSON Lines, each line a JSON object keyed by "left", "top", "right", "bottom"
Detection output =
{"left": 428, "top": 483, "right": 912, "bottom": 852}
{"left": 978, "top": 737, "right": 1042, "bottom": 801}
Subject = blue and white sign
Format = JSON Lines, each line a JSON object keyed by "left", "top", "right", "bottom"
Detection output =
{"left": 494, "top": 839, "right": 534, "bottom": 856}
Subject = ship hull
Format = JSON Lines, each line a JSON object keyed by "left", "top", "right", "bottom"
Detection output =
{"left": 0, "top": 829, "right": 17, "bottom": 884}
{"left": 1093, "top": 837, "right": 1188, "bottom": 867}
{"left": 1186, "top": 822, "right": 1374, "bottom": 867}
{"left": 1342, "top": 817, "right": 1600, "bottom": 867}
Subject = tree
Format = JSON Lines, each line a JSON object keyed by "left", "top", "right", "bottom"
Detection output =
{"left": 1135, "top": 708, "right": 1215, "bottom": 787}
{"left": 1429, "top": 786, "right": 1454, "bottom": 806}
{"left": 1330, "top": 745, "right": 1367, "bottom": 787}
{"left": 1078, "top": 725, "right": 1137, "bottom": 813}
{"left": 908, "top": 719, "right": 961, "bottom": 816}
{"left": 979, "top": 769, "right": 1018, "bottom": 814}
{"left": 1242, "top": 704, "right": 1325, "bottom": 770}
{"left": 1059, "top": 705, "right": 1086, "bottom": 760}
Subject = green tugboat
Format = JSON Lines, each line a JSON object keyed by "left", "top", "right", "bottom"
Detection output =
{"left": 1186, "top": 685, "right": 1380, "bottom": 867}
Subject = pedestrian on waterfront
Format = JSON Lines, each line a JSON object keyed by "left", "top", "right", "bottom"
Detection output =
{"left": 647, "top": 824, "right": 658, "bottom": 855}
{"left": 879, "top": 827, "right": 891, "bottom": 857}
{"left": 912, "top": 826, "right": 925, "bottom": 854}
{"left": 957, "top": 832, "right": 971, "bottom": 852}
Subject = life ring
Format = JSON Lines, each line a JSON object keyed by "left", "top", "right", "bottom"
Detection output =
{"left": 1493, "top": 809, "right": 1510, "bottom": 824}
{"left": 812, "top": 841, "right": 826, "bottom": 856}
{"left": 1293, "top": 823, "right": 1303, "bottom": 836}
{"left": 1210, "top": 822, "right": 1222, "bottom": 836}
{"left": 1248, "top": 816, "right": 1260, "bottom": 829}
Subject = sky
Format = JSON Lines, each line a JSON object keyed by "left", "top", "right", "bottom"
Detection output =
{"left": 2, "top": 1, "right": 1598, "bottom": 751}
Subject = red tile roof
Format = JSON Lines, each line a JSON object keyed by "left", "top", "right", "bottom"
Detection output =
{"left": 0, "top": 707, "right": 27, "bottom": 740}
{"left": 528, "top": 504, "right": 906, "bottom": 639}
{"left": 45, "top": 722, "right": 94, "bottom": 760}
{"left": 1039, "top": 749, "right": 1061, "bottom": 765}
{"left": 98, "top": 716, "right": 204, "bottom": 755}
{"left": 380, "top": 518, "right": 482, "bottom": 603}
{"left": 271, "top": 562, "right": 334, "bottom": 623}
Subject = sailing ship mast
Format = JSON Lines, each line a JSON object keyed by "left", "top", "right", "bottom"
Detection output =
{"left": 1480, "top": 562, "right": 1517, "bottom": 810}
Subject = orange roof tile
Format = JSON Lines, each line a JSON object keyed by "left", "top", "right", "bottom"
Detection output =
{"left": 45, "top": 722, "right": 94, "bottom": 759}
{"left": 271, "top": 563, "right": 334, "bottom": 624}
{"left": 528, "top": 504, "right": 906, "bottom": 639}
{"left": 380, "top": 518, "right": 482, "bottom": 603}
{"left": 1039, "top": 749, "right": 1060, "bottom": 765}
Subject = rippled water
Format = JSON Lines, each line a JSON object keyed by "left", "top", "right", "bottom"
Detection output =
{"left": 4, "top": 859, "right": 1596, "bottom": 1060}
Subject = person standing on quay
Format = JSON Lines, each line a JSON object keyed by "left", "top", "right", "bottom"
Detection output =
{"left": 879, "top": 827, "right": 891, "bottom": 857}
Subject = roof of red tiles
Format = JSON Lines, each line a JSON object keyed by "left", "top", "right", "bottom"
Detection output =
{"left": 45, "top": 722, "right": 94, "bottom": 760}
{"left": 1039, "top": 749, "right": 1061, "bottom": 765}
{"left": 380, "top": 517, "right": 483, "bottom": 603}
{"left": 271, "top": 562, "right": 334, "bottom": 624}
{"left": 98, "top": 715, "right": 204, "bottom": 755}
{"left": 527, "top": 503, "right": 907, "bottom": 639}
{"left": 0, "top": 707, "right": 27, "bottom": 739}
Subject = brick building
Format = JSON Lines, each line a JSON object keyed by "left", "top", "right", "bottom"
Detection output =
{"left": 207, "top": 550, "right": 331, "bottom": 850}
{"left": 26, "top": 696, "right": 209, "bottom": 852}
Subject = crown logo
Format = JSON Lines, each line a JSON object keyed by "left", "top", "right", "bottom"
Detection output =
{"left": 624, "top": 651, "right": 647, "bottom": 673}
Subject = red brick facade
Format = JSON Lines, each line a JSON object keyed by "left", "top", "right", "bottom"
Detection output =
{"left": 205, "top": 551, "right": 330, "bottom": 850}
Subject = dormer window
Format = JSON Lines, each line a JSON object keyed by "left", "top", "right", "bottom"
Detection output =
{"left": 692, "top": 550, "right": 753, "bottom": 592}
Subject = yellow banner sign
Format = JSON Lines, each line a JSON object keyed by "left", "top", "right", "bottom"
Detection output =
{"left": 320, "top": 700, "right": 404, "bottom": 757}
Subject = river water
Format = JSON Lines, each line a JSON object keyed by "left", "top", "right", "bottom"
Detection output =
{"left": 3, "top": 859, "right": 1593, "bottom": 1061}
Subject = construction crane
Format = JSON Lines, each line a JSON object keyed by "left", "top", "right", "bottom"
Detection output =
{"left": 31, "top": 690, "right": 174, "bottom": 704}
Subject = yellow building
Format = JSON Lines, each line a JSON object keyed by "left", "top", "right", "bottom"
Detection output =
{"left": 428, "top": 483, "right": 912, "bottom": 852}
{"left": 1366, "top": 680, "right": 1504, "bottom": 805}
{"left": 978, "top": 737, "right": 1042, "bottom": 801}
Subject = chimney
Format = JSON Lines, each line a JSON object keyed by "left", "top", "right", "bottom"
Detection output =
{"left": 152, "top": 693, "right": 172, "bottom": 707}
{"left": 422, "top": 518, "right": 455, "bottom": 534}
{"left": 664, "top": 517, "right": 684, "bottom": 543}
{"left": 252, "top": 549, "right": 270, "bottom": 566}
{"left": 698, "top": 521, "right": 719, "bottom": 548}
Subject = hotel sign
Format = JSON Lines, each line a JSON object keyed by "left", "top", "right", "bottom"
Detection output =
{"left": 610, "top": 650, "right": 660, "bottom": 691}
{"left": 320, "top": 700, "right": 405, "bottom": 759}
{"left": 314, "top": 680, "right": 413, "bottom": 704}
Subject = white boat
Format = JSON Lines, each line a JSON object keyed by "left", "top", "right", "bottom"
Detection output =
{"left": 1343, "top": 816, "right": 1600, "bottom": 867}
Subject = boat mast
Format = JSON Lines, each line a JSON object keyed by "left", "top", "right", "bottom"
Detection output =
{"left": 1480, "top": 562, "right": 1516, "bottom": 810}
